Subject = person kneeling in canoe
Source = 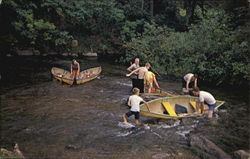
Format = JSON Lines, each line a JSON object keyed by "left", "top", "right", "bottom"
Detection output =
{"left": 71, "top": 59, "right": 80, "bottom": 80}
{"left": 192, "top": 87, "right": 216, "bottom": 119}
{"left": 123, "top": 88, "right": 149, "bottom": 126}
{"left": 144, "top": 71, "right": 160, "bottom": 93}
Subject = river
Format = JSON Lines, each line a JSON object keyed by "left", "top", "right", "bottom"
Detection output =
{"left": 0, "top": 56, "right": 249, "bottom": 159}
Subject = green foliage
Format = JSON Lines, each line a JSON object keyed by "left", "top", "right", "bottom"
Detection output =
{"left": 121, "top": 9, "right": 249, "bottom": 85}
{"left": 0, "top": 0, "right": 248, "bottom": 86}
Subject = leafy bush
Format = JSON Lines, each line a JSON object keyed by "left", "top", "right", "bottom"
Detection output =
{"left": 121, "top": 9, "right": 249, "bottom": 85}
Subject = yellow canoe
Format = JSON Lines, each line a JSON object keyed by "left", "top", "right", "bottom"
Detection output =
{"left": 140, "top": 96, "right": 225, "bottom": 119}
{"left": 51, "top": 67, "right": 74, "bottom": 85}
{"left": 51, "top": 67, "right": 101, "bottom": 85}
{"left": 76, "top": 67, "right": 102, "bottom": 84}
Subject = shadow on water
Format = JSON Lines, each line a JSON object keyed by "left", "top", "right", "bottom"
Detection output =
{"left": 0, "top": 56, "right": 249, "bottom": 159}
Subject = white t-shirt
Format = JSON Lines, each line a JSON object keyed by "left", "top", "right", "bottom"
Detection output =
{"left": 199, "top": 91, "right": 216, "bottom": 105}
{"left": 128, "top": 95, "right": 144, "bottom": 112}
{"left": 184, "top": 73, "right": 194, "bottom": 82}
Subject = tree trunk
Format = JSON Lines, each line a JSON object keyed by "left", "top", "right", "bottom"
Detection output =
{"left": 150, "top": 0, "right": 154, "bottom": 17}
{"left": 141, "top": 0, "right": 144, "bottom": 10}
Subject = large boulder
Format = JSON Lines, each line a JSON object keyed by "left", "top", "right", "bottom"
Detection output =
{"left": 48, "top": 51, "right": 57, "bottom": 55}
{"left": 33, "top": 50, "right": 40, "bottom": 55}
{"left": 82, "top": 52, "right": 98, "bottom": 57}
{"left": 62, "top": 53, "right": 69, "bottom": 56}
{"left": 71, "top": 53, "right": 78, "bottom": 57}
{"left": 233, "top": 150, "right": 250, "bottom": 159}
{"left": 189, "top": 135, "right": 232, "bottom": 159}
{"left": 16, "top": 50, "right": 33, "bottom": 56}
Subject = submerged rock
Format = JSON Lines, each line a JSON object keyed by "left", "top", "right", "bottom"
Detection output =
{"left": 65, "top": 144, "right": 80, "bottom": 151}
{"left": 189, "top": 135, "right": 232, "bottom": 159}
{"left": 233, "top": 150, "right": 250, "bottom": 159}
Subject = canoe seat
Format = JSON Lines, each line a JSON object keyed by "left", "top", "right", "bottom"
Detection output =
{"left": 162, "top": 102, "right": 177, "bottom": 116}
{"left": 190, "top": 101, "right": 201, "bottom": 113}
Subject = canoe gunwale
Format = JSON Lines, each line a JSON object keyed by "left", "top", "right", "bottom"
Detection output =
{"left": 51, "top": 66, "right": 101, "bottom": 85}
{"left": 140, "top": 95, "right": 225, "bottom": 119}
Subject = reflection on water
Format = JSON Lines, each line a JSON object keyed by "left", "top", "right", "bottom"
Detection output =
{"left": 0, "top": 56, "right": 249, "bottom": 159}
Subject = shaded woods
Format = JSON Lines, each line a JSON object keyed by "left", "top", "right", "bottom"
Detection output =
{"left": 0, "top": 0, "right": 249, "bottom": 86}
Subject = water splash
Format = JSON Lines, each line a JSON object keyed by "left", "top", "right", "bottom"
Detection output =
{"left": 118, "top": 122, "right": 135, "bottom": 129}
{"left": 176, "top": 129, "right": 192, "bottom": 139}
{"left": 116, "top": 131, "right": 134, "bottom": 137}
{"left": 115, "top": 81, "right": 132, "bottom": 87}
{"left": 156, "top": 120, "right": 180, "bottom": 129}
{"left": 144, "top": 124, "right": 150, "bottom": 130}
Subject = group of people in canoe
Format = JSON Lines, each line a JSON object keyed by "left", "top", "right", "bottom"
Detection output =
{"left": 123, "top": 58, "right": 218, "bottom": 125}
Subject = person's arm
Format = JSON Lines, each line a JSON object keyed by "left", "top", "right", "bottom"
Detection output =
{"left": 126, "top": 67, "right": 140, "bottom": 77}
{"left": 127, "top": 97, "right": 131, "bottom": 106}
{"left": 142, "top": 100, "right": 150, "bottom": 111}
{"left": 70, "top": 64, "right": 73, "bottom": 74}
{"left": 194, "top": 79, "right": 197, "bottom": 88}
{"left": 153, "top": 77, "right": 160, "bottom": 89}
{"left": 142, "top": 100, "right": 148, "bottom": 106}
{"left": 201, "top": 102, "right": 204, "bottom": 114}
{"left": 127, "top": 64, "right": 134, "bottom": 72}
{"left": 186, "top": 79, "right": 190, "bottom": 90}
{"left": 77, "top": 62, "right": 80, "bottom": 75}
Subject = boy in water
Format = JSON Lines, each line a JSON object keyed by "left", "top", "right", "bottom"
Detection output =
{"left": 192, "top": 87, "right": 216, "bottom": 118}
{"left": 123, "top": 88, "right": 148, "bottom": 126}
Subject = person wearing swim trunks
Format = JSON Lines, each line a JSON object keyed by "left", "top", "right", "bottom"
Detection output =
{"left": 144, "top": 71, "right": 160, "bottom": 93}
{"left": 71, "top": 59, "right": 80, "bottom": 80}
{"left": 192, "top": 87, "right": 216, "bottom": 119}
{"left": 122, "top": 88, "right": 148, "bottom": 125}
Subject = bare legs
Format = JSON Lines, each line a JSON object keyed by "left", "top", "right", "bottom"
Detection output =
{"left": 208, "top": 110, "right": 213, "bottom": 119}
{"left": 122, "top": 113, "right": 128, "bottom": 123}
{"left": 122, "top": 113, "right": 141, "bottom": 126}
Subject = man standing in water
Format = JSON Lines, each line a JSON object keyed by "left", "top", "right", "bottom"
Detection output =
{"left": 123, "top": 88, "right": 148, "bottom": 126}
{"left": 71, "top": 59, "right": 80, "bottom": 81}
{"left": 192, "top": 87, "right": 216, "bottom": 119}
{"left": 126, "top": 63, "right": 151, "bottom": 93}
{"left": 182, "top": 73, "right": 198, "bottom": 93}
{"left": 127, "top": 58, "right": 140, "bottom": 89}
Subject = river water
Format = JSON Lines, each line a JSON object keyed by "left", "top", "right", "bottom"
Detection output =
{"left": 0, "top": 56, "right": 249, "bottom": 159}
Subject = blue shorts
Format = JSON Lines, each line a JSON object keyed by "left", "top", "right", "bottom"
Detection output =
{"left": 126, "top": 111, "right": 140, "bottom": 120}
{"left": 206, "top": 103, "right": 216, "bottom": 111}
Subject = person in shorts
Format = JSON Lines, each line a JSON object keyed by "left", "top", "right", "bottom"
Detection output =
{"left": 122, "top": 88, "right": 148, "bottom": 125}
{"left": 192, "top": 87, "right": 216, "bottom": 119}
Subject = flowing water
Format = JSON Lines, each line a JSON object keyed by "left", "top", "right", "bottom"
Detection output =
{"left": 0, "top": 56, "right": 249, "bottom": 159}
